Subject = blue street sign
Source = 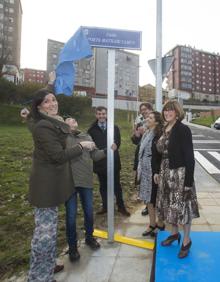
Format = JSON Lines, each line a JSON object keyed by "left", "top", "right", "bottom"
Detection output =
{"left": 81, "top": 26, "right": 142, "bottom": 50}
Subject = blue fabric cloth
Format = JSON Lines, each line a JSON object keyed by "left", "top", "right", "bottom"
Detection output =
{"left": 55, "top": 27, "right": 92, "bottom": 96}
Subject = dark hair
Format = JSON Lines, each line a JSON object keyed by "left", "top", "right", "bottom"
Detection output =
{"left": 162, "top": 100, "right": 185, "bottom": 122}
{"left": 95, "top": 106, "right": 107, "bottom": 113}
{"left": 30, "top": 88, "right": 51, "bottom": 120}
{"left": 139, "top": 102, "right": 153, "bottom": 111}
{"left": 149, "top": 111, "right": 164, "bottom": 137}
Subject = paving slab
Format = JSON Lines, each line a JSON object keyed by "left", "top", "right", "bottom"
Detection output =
{"left": 109, "top": 257, "right": 151, "bottom": 282}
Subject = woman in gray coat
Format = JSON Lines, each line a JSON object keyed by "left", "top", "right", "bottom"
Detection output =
{"left": 24, "top": 89, "right": 95, "bottom": 282}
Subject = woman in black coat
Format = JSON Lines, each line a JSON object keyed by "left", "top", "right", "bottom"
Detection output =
{"left": 155, "top": 100, "right": 200, "bottom": 259}
{"left": 137, "top": 111, "right": 164, "bottom": 237}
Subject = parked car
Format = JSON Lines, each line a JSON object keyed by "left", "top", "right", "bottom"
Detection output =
{"left": 214, "top": 117, "right": 220, "bottom": 130}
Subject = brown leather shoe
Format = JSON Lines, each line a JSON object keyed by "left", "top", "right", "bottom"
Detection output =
{"left": 161, "top": 233, "right": 181, "bottom": 246}
{"left": 54, "top": 264, "right": 64, "bottom": 273}
{"left": 178, "top": 240, "right": 192, "bottom": 259}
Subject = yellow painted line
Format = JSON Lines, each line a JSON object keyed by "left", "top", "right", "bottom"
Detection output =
{"left": 93, "top": 229, "right": 154, "bottom": 250}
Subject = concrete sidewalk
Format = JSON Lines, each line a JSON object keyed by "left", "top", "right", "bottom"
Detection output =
{"left": 55, "top": 210, "right": 153, "bottom": 282}
{"left": 5, "top": 162, "right": 220, "bottom": 282}
{"left": 53, "top": 162, "right": 220, "bottom": 282}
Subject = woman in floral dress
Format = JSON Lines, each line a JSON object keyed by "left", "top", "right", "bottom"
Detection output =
{"left": 155, "top": 100, "right": 200, "bottom": 258}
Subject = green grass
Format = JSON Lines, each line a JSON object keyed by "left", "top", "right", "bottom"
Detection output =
{"left": 0, "top": 107, "right": 137, "bottom": 280}
{"left": 192, "top": 115, "right": 217, "bottom": 127}
{"left": 0, "top": 104, "right": 24, "bottom": 125}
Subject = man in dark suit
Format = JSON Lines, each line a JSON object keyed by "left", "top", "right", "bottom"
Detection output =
{"left": 88, "top": 106, "right": 130, "bottom": 216}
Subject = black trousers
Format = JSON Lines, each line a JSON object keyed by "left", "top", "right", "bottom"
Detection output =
{"left": 97, "top": 170, "right": 125, "bottom": 209}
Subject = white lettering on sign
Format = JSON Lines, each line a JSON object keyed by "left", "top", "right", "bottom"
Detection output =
{"left": 106, "top": 33, "right": 117, "bottom": 38}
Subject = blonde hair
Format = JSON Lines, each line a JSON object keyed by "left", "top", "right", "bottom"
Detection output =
{"left": 162, "top": 100, "right": 185, "bottom": 121}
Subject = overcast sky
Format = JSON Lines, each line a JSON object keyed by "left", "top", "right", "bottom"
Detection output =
{"left": 20, "top": 0, "right": 220, "bottom": 86}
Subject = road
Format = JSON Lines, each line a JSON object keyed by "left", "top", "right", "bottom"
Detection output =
{"left": 188, "top": 124, "right": 220, "bottom": 184}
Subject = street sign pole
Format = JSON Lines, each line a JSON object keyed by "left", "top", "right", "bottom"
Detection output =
{"left": 156, "top": 0, "right": 163, "bottom": 112}
{"left": 81, "top": 26, "right": 141, "bottom": 243}
{"left": 107, "top": 49, "right": 115, "bottom": 242}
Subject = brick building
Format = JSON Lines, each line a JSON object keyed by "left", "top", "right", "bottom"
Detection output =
{"left": 166, "top": 45, "right": 220, "bottom": 102}
{"left": 21, "top": 68, "right": 47, "bottom": 84}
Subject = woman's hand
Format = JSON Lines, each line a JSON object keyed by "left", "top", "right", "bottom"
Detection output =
{"left": 153, "top": 173, "right": 159, "bottom": 184}
{"left": 79, "top": 141, "right": 96, "bottom": 151}
{"left": 183, "top": 186, "right": 193, "bottom": 201}
{"left": 111, "top": 143, "right": 117, "bottom": 151}
{"left": 20, "top": 108, "right": 30, "bottom": 119}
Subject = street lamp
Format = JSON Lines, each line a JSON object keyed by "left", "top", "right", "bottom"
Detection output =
{"left": 156, "top": 0, "right": 163, "bottom": 112}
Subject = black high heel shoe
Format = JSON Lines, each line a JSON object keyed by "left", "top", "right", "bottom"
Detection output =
{"left": 142, "top": 225, "right": 156, "bottom": 237}
{"left": 178, "top": 240, "right": 192, "bottom": 259}
{"left": 161, "top": 232, "right": 181, "bottom": 246}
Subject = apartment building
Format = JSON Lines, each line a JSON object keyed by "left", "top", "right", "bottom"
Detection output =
{"left": 0, "top": 0, "right": 22, "bottom": 82}
{"left": 166, "top": 45, "right": 220, "bottom": 102}
{"left": 47, "top": 39, "right": 139, "bottom": 99}
{"left": 21, "top": 68, "right": 47, "bottom": 84}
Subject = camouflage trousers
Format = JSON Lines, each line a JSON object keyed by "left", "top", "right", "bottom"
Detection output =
{"left": 27, "top": 207, "right": 58, "bottom": 282}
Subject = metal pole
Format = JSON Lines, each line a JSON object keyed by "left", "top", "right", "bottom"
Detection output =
{"left": 107, "top": 49, "right": 115, "bottom": 242}
{"left": 156, "top": 0, "right": 163, "bottom": 112}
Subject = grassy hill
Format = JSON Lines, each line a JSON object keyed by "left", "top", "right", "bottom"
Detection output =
{"left": 0, "top": 105, "right": 137, "bottom": 280}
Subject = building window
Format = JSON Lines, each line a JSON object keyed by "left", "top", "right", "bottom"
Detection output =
{"left": 181, "top": 82, "right": 192, "bottom": 89}
{"left": 8, "top": 17, "right": 13, "bottom": 23}
{"left": 203, "top": 87, "right": 206, "bottom": 91}
{"left": 9, "top": 8, "right": 14, "bottom": 13}
{"left": 0, "top": 4, "right": 3, "bottom": 9}
{"left": 10, "top": 0, "right": 15, "bottom": 4}
{"left": 8, "top": 26, "right": 13, "bottom": 32}
{"left": 8, "top": 54, "right": 13, "bottom": 62}
{"left": 0, "top": 13, "right": 3, "bottom": 20}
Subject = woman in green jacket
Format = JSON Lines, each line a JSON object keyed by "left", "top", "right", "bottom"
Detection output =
{"left": 25, "top": 88, "right": 95, "bottom": 282}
